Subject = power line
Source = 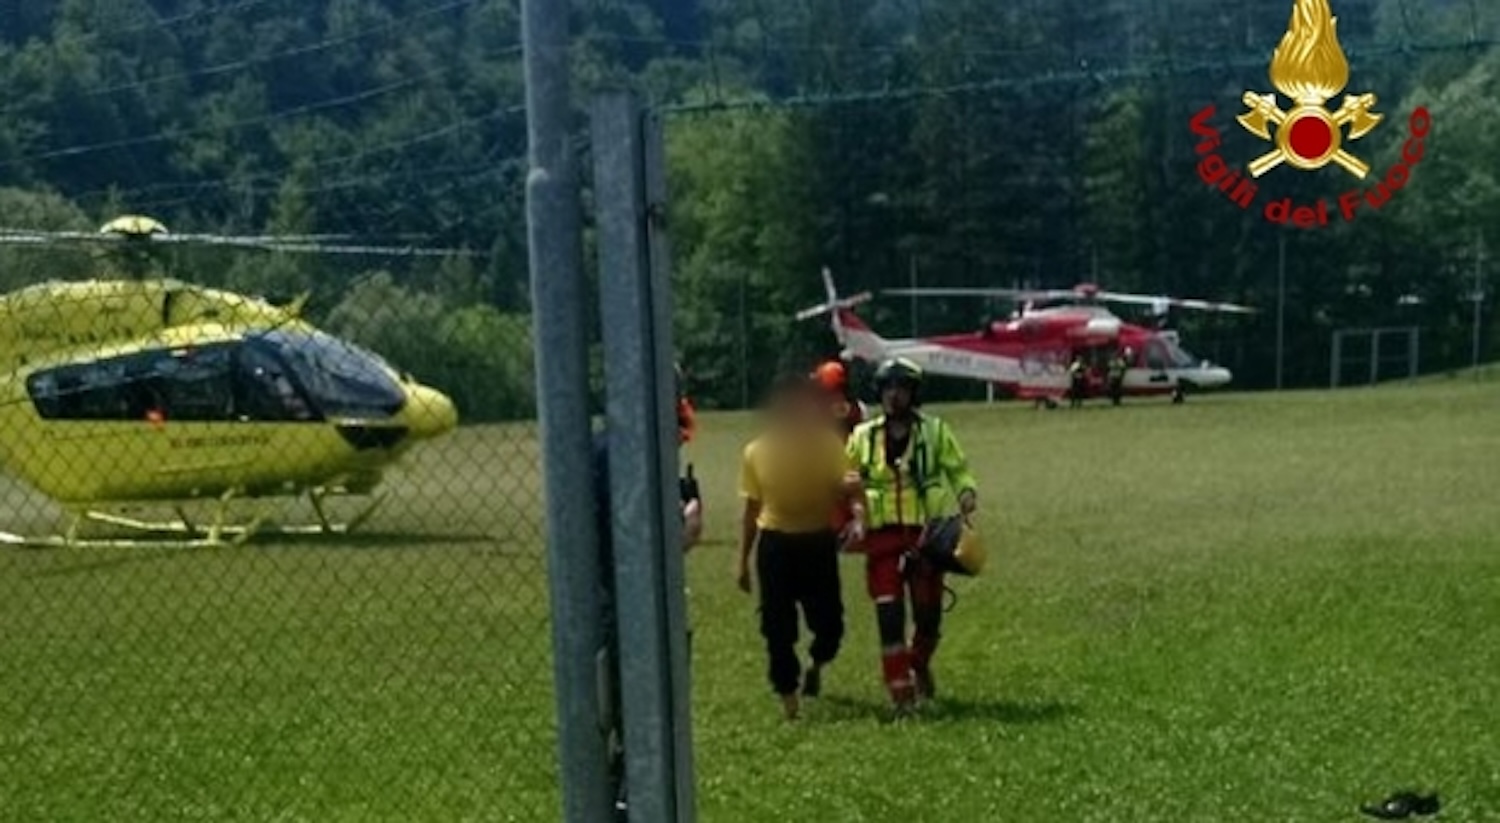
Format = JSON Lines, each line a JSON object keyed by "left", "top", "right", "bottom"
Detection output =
{"left": 128, "top": 156, "right": 523, "bottom": 215}
{"left": 68, "top": 105, "right": 526, "bottom": 206}
{"left": 54, "top": 0, "right": 282, "bottom": 39}
{"left": 14, "top": 75, "right": 419, "bottom": 164}
{"left": 662, "top": 37, "right": 1500, "bottom": 115}
{"left": 3, "top": 57, "right": 501, "bottom": 169}
{"left": 0, "top": 0, "right": 496, "bottom": 117}
{"left": 584, "top": 29, "right": 1049, "bottom": 60}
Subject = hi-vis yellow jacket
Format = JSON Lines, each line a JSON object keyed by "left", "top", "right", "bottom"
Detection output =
{"left": 845, "top": 412, "right": 977, "bottom": 530}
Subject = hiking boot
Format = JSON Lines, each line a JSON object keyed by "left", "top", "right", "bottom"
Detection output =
{"left": 914, "top": 665, "right": 936, "bottom": 701}
{"left": 780, "top": 693, "right": 800, "bottom": 721}
{"left": 801, "top": 664, "right": 822, "bottom": 698}
{"left": 887, "top": 698, "right": 919, "bottom": 722}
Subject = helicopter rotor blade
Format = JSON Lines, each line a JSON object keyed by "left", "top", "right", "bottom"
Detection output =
{"left": 0, "top": 229, "right": 474, "bottom": 257}
{"left": 166, "top": 232, "right": 359, "bottom": 244}
{"left": 879, "top": 286, "right": 1255, "bottom": 313}
{"left": 882, "top": 287, "right": 1082, "bottom": 301}
{"left": 141, "top": 233, "right": 469, "bottom": 255}
{"left": 0, "top": 230, "right": 357, "bottom": 247}
{"left": 208, "top": 239, "right": 480, "bottom": 257}
{"left": 1093, "top": 290, "right": 1258, "bottom": 314}
{"left": 0, "top": 229, "right": 113, "bottom": 244}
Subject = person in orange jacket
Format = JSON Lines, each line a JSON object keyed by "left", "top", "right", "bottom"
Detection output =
{"left": 811, "top": 359, "right": 863, "bottom": 437}
{"left": 812, "top": 359, "right": 864, "bottom": 534}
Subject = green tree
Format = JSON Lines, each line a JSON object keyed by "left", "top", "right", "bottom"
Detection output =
{"left": 666, "top": 96, "right": 820, "bottom": 407}
{"left": 0, "top": 187, "right": 96, "bottom": 293}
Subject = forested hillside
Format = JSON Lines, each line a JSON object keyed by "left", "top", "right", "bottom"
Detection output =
{"left": 1, "top": 0, "right": 1495, "bottom": 416}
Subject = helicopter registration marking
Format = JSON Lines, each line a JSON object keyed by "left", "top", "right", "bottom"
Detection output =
{"left": 929, "top": 351, "right": 975, "bottom": 369}
{"left": 169, "top": 434, "right": 272, "bottom": 450}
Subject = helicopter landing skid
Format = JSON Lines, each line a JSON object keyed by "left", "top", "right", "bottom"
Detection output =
{"left": 0, "top": 529, "right": 251, "bottom": 550}
{"left": 0, "top": 487, "right": 387, "bottom": 549}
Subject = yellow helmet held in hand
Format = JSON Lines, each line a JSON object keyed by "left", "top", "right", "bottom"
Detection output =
{"left": 918, "top": 515, "right": 986, "bottom": 577}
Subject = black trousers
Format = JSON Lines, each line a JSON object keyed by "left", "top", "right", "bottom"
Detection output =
{"left": 756, "top": 528, "right": 845, "bottom": 695}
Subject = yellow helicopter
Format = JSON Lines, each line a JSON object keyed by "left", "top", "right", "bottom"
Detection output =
{"left": 0, "top": 215, "right": 463, "bottom": 548}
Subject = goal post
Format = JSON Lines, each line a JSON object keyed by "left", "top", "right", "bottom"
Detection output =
{"left": 1330, "top": 326, "right": 1420, "bottom": 388}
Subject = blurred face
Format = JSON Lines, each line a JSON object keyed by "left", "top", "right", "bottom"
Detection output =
{"left": 769, "top": 386, "right": 824, "bottom": 428}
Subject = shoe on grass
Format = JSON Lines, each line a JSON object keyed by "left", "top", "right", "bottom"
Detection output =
{"left": 913, "top": 665, "right": 935, "bottom": 701}
{"left": 801, "top": 665, "right": 822, "bottom": 698}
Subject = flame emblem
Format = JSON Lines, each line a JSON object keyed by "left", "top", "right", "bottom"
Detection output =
{"left": 1236, "top": 0, "right": 1382, "bottom": 179}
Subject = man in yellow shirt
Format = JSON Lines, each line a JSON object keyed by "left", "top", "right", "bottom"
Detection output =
{"left": 738, "top": 373, "right": 865, "bottom": 720}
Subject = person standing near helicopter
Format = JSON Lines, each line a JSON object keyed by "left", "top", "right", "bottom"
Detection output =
{"left": 1107, "top": 347, "right": 1130, "bottom": 406}
{"left": 811, "top": 359, "right": 864, "bottom": 437}
{"left": 736, "top": 372, "right": 863, "bottom": 721}
{"left": 844, "top": 357, "right": 979, "bottom": 715}
{"left": 811, "top": 358, "right": 865, "bottom": 536}
{"left": 1067, "top": 353, "right": 1088, "bottom": 408}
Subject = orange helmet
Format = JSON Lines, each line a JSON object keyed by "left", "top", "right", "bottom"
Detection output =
{"left": 812, "top": 360, "right": 847, "bottom": 391}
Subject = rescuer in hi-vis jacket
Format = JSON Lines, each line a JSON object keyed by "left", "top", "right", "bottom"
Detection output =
{"left": 843, "top": 357, "right": 979, "bottom": 716}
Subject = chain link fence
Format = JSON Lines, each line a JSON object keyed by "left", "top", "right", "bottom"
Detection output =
{"left": 0, "top": 242, "right": 560, "bottom": 820}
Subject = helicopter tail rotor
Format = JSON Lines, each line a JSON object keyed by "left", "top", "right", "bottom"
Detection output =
{"left": 794, "top": 268, "right": 872, "bottom": 320}
{"left": 793, "top": 268, "right": 874, "bottom": 350}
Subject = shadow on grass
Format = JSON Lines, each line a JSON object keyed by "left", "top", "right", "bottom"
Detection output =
{"left": 252, "top": 531, "right": 499, "bottom": 550}
{"left": 813, "top": 694, "right": 1081, "bottom": 726}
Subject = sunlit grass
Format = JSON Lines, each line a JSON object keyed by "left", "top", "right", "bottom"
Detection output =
{"left": 1, "top": 383, "right": 1497, "bottom": 820}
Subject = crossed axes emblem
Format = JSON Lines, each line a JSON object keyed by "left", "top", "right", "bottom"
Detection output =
{"left": 1237, "top": 91, "right": 1382, "bottom": 179}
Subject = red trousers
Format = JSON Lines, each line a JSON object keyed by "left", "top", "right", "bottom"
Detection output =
{"left": 861, "top": 526, "right": 944, "bottom": 704}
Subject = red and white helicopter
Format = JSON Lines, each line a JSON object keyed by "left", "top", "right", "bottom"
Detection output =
{"left": 795, "top": 269, "right": 1256, "bottom": 406}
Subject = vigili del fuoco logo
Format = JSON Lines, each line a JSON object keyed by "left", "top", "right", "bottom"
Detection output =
{"left": 1189, "top": 0, "right": 1430, "bottom": 228}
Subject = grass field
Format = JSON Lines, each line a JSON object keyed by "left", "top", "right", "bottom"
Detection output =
{"left": 2, "top": 382, "right": 1497, "bottom": 821}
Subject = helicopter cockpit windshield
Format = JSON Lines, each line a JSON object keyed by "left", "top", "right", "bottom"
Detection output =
{"left": 25, "top": 330, "right": 407, "bottom": 424}
{"left": 247, "top": 329, "right": 405, "bottom": 419}
{"left": 1144, "top": 336, "right": 1204, "bottom": 371}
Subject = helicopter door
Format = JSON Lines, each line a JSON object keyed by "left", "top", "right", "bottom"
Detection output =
{"left": 1144, "top": 338, "right": 1172, "bottom": 382}
{"left": 232, "top": 343, "right": 317, "bottom": 422}
{"left": 147, "top": 345, "right": 237, "bottom": 421}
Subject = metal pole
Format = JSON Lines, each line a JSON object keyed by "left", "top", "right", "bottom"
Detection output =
{"left": 740, "top": 267, "right": 749, "bottom": 408}
{"left": 1276, "top": 231, "right": 1286, "bottom": 390}
{"left": 522, "top": 0, "right": 613, "bottom": 819}
{"left": 592, "top": 90, "right": 696, "bottom": 823}
{"left": 909, "top": 254, "right": 917, "bottom": 337}
{"left": 1409, "top": 327, "right": 1419, "bottom": 382}
{"left": 642, "top": 105, "right": 697, "bottom": 822}
{"left": 1473, "top": 229, "right": 1484, "bottom": 376}
{"left": 1330, "top": 330, "right": 1341, "bottom": 389}
{"left": 1370, "top": 329, "right": 1381, "bottom": 385}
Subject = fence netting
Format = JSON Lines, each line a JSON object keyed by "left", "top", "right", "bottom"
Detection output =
{"left": 0, "top": 246, "right": 558, "bottom": 820}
